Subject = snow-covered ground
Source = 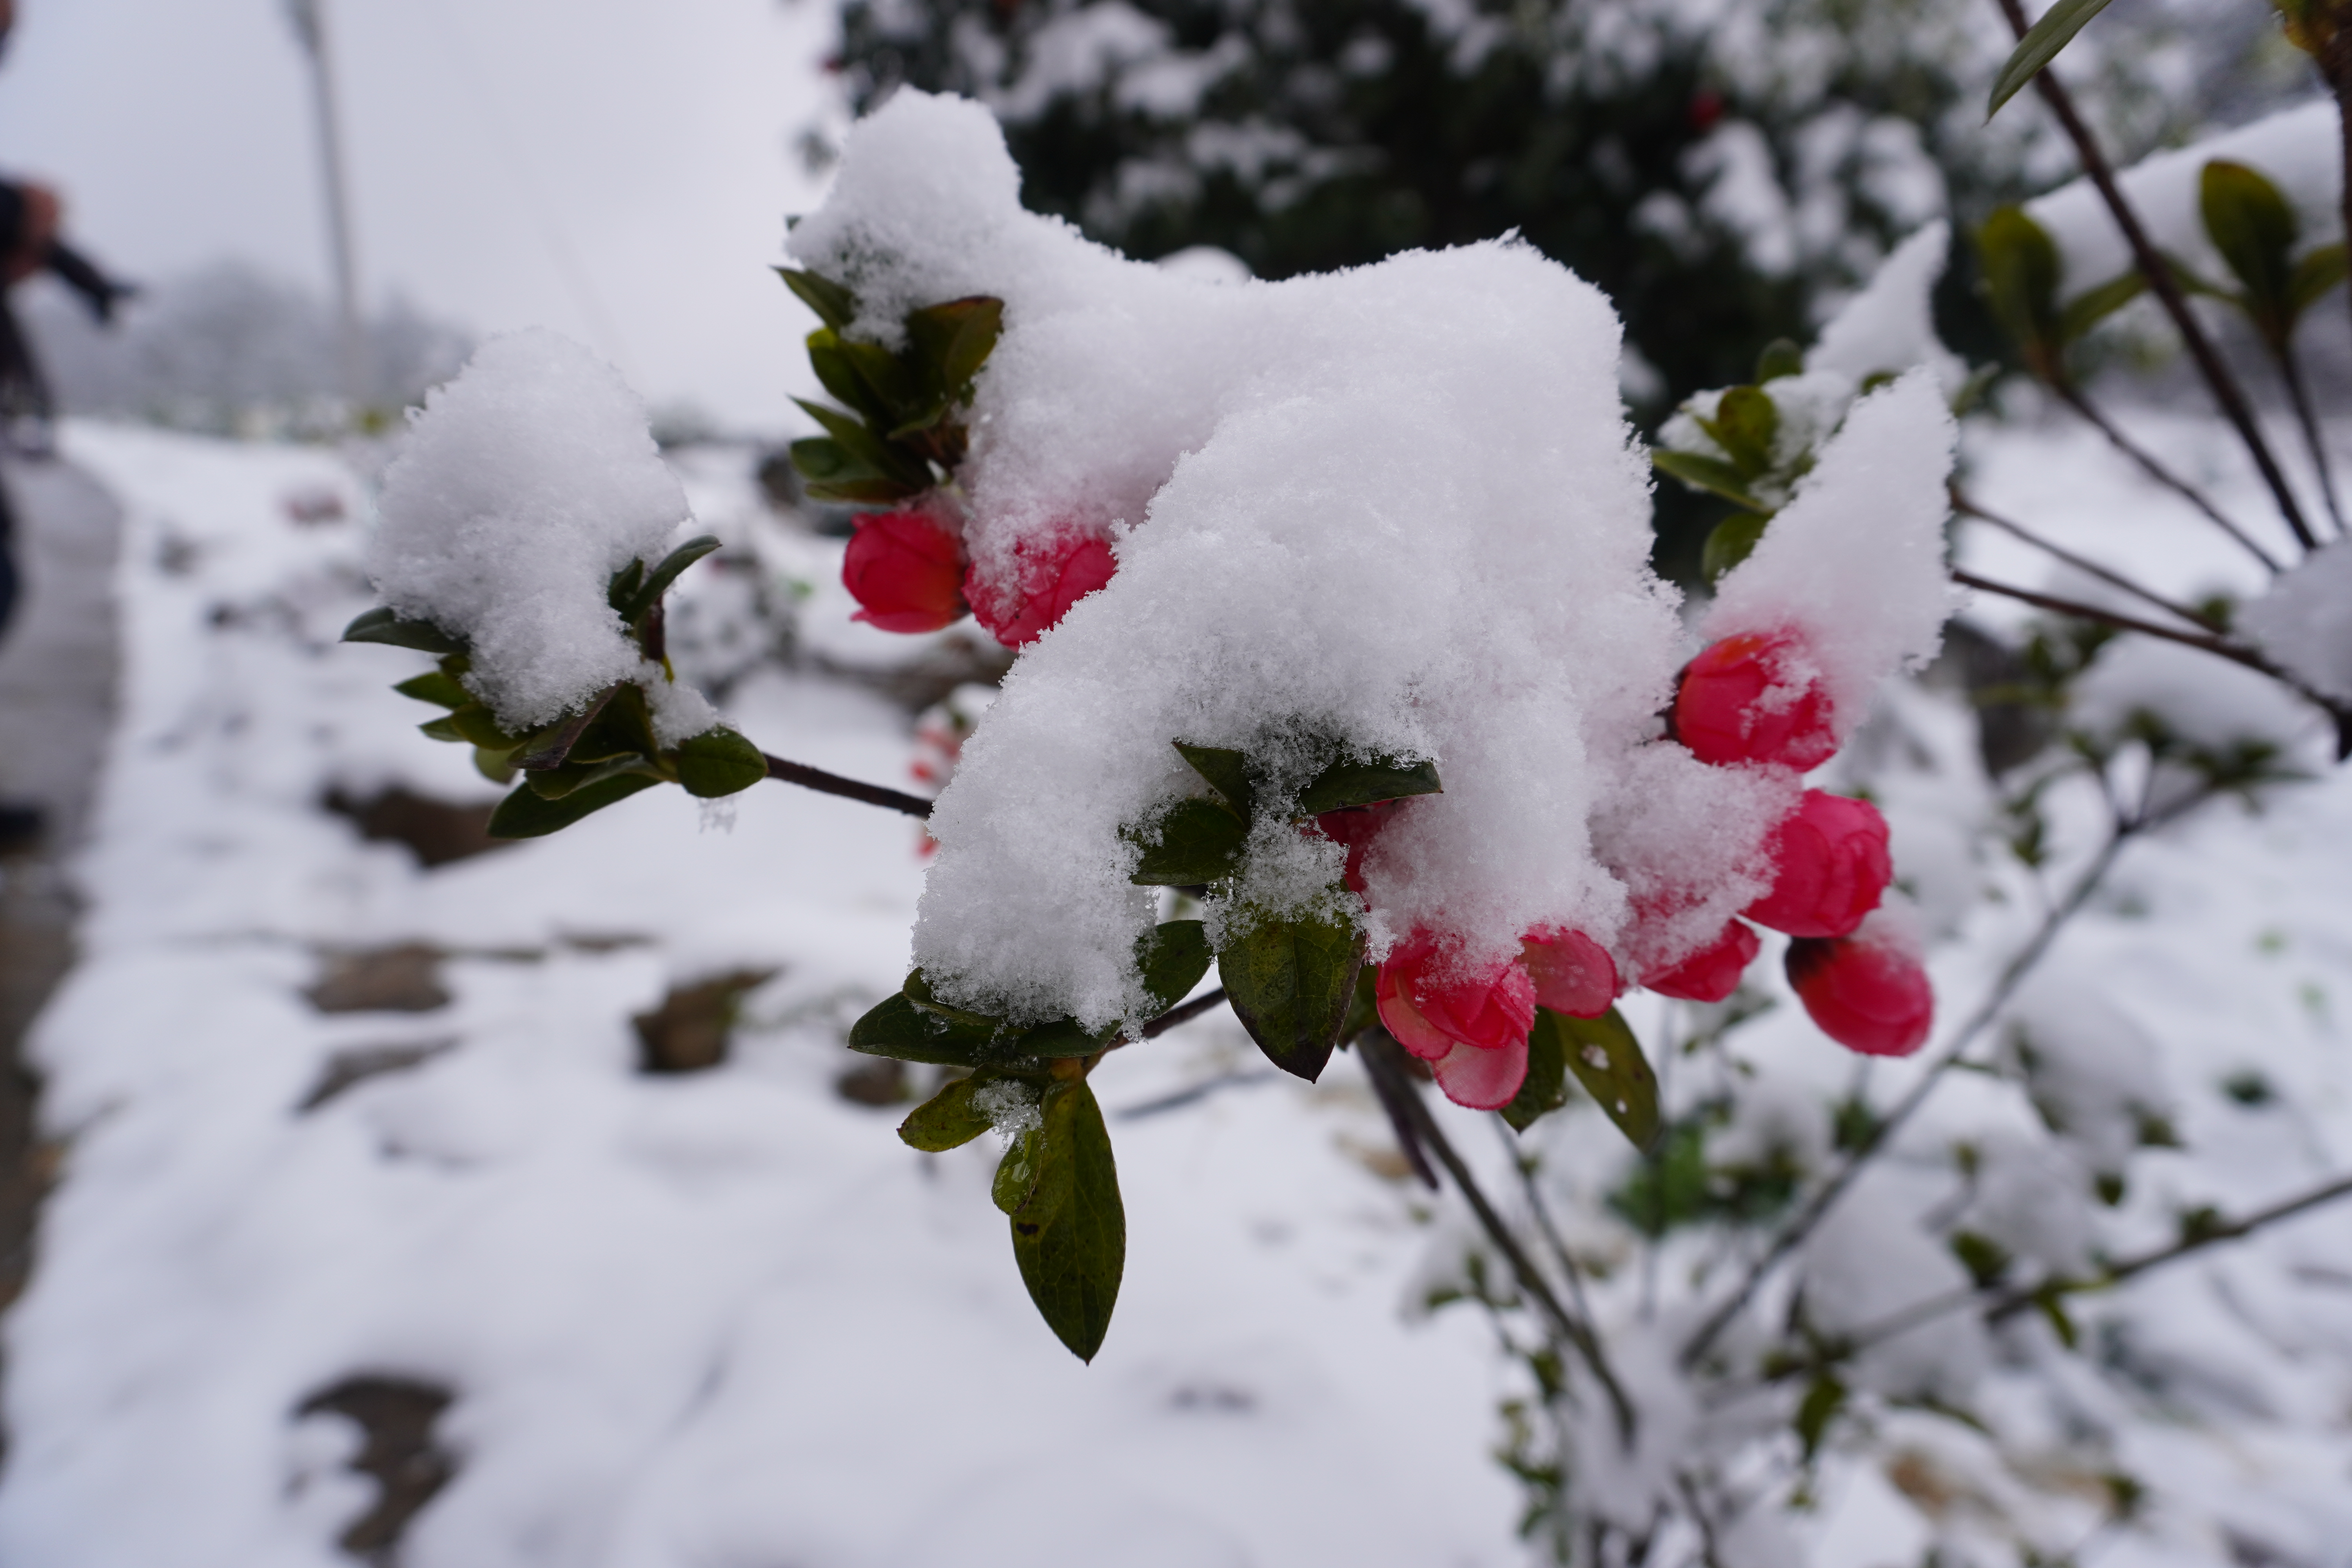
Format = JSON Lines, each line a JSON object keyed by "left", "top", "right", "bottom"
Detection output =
{"left": 2, "top": 401, "right": 2352, "bottom": 1566}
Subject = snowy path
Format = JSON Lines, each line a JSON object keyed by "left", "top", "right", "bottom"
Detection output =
{"left": 0, "top": 452, "right": 119, "bottom": 1346}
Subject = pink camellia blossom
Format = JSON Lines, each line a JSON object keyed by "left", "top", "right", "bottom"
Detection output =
{"left": 1377, "top": 935, "right": 1541, "bottom": 1109}
{"left": 1671, "top": 630, "right": 1837, "bottom": 770}
{"left": 965, "top": 530, "right": 1118, "bottom": 646}
{"left": 842, "top": 506, "right": 969, "bottom": 633}
{"left": 1785, "top": 918, "right": 1933, "bottom": 1057}
{"left": 1641, "top": 919, "right": 1761, "bottom": 1003}
{"left": 1314, "top": 798, "right": 1403, "bottom": 896}
{"left": 1430, "top": 1035, "right": 1533, "bottom": 1111}
{"left": 1743, "top": 790, "right": 1892, "bottom": 940}
{"left": 1521, "top": 927, "right": 1617, "bottom": 1017}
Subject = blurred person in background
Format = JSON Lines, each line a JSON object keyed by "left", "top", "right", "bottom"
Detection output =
{"left": 0, "top": 0, "right": 136, "bottom": 853}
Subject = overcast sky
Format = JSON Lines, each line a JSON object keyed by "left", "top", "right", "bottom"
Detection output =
{"left": 0, "top": 0, "right": 843, "bottom": 427}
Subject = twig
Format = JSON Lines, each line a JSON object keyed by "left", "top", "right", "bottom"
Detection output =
{"left": 1681, "top": 823, "right": 2131, "bottom": 1368}
{"left": 761, "top": 753, "right": 936, "bottom": 818}
{"left": 1954, "top": 489, "right": 2226, "bottom": 631}
{"left": 2049, "top": 383, "right": 2284, "bottom": 572}
{"left": 1995, "top": 0, "right": 2319, "bottom": 554}
{"left": 2276, "top": 341, "right": 2348, "bottom": 539}
{"left": 1492, "top": 1115, "right": 1601, "bottom": 1328}
{"left": 1140, "top": 986, "right": 1228, "bottom": 1039}
{"left": 1360, "top": 1033, "right": 1639, "bottom": 1441}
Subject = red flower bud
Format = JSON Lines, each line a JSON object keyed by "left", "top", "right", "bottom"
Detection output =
{"left": 965, "top": 530, "right": 1118, "bottom": 647}
{"left": 1672, "top": 631, "right": 1837, "bottom": 770}
{"left": 1376, "top": 936, "right": 1536, "bottom": 1061}
{"left": 1520, "top": 927, "right": 1617, "bottom": 1017}
{"left": 1430, "top": 1034, "right": 1531, "bottom": 1111}
{"left": 842, "top": 506, "right": 969, "bottom": 633}
{"left": 1786, "top": 921, "right": 1933, "bottom": 1057}
{"left": 1744, "top": 790, "right": 1891, "bottom": 940}
{"left": 1314, "top": 798, "right": 1402, "bottom": 896}
{"left": 1641, "top": 919, "right": 1760, "bottom": 1003}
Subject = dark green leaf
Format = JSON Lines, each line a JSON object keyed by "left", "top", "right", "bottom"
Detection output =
{"left": 791, "top": 398, "right": 935, "bottom": 490}
{"left": 2290, "top": 242, "right": 2347, "bottom": 314}
{"left": 606, "top": 559, "right": 646, "bottom": 617}
{"left": 1977, "top": 207, "right": 2063, "bottom": 358}
{"left": 807, "top": 333, "right": 891, "bottom": 424}
{"left": 905, "top": 295, "right": 1005, "bottom": 401}
{"left": 341, "top": 606, "right": 465, "bottom": 654}
{"left": 1218, "top": 905, "right": 1363, "bottom": 1081}
{"left": 1651, "top": 448, "right": 1767, "bottom": 513}
{"left": 486, "top": 769, "right": 661, "bottom": 840}
{"left": 898, "top": 1073, "right": 999, "bottom": 1151}
{"left": 1950, "top": 1229, "right": 2011, "bottom": 1288}
{"left": 903, "top": 969, "right": 1008, "bottom": 1031}
{"left": 525, "top": 756, "right": 648, "bottom": 800}
{"left": 1553, "top": 1006, "right": 1661, "bottom": 1151}
{"left": 673, "top": 726, "right": 768, "bottom": 799}
{"left": 840, "top": 336, "right": 924, "bottom": 418}
{"left": 448, "top": 705, "right": 523, "bottom": 749}
{"left": 1754, "top": 338, "right": 1805, "bottom": 382}
{"left": 994, "top": 1098, "right": 1075, "bottom": 1220}
{"left": 1699, "top": 385, "right": 1777, "bottom": 477}
{"left": 1013, "top": 1017, "right": 1118, "bottom": 1058}
{"left": 1010, "top": 1080, "right": 1125, "bottom": 1362}
{"left": 1339, "top": 963, "right": 1380, "bottom": 1044}
{"left": 1701, "top": 512, "right": 1769, "bottom": 585}
{"left": 473, "top": 746, "right": 518, "bottom": 785}
{"left": 1136, "top": 920, "right": 1213, "bottom": 1014}
{"left": 1988, "top": 0, "right": 2115, "bottom": 117}
{"left": 1128, "top": 797, "right": 1250, "bottom": 885}
{"left": 418, "top": 715, "right": 467, "bottom": 744}
{"left": 848, "top": 991, "right": 1003, "bottom": 1067}
{"left": 777, "top": 267, "right": 857, "bottom": 332}
{"left": 1295, "top": 753, "right": 1442, "bottom": 815}
{"left": 1796, "top": 1375, "right": 1846, "bottom": 1463}
{"left": 1172, "top": 742, "right": 1253, "bottom": 815}
{"left": 2056, "top": 270, "right": 2146, "bottom": 346}
{"left": 2032, "top": 1284, "right": 2079, "bottom": 1349}
{"left": 2200, "top": 159, "right": 2298, "bottom": 320}
{"left": 1501, "top": 1010, "right": 1571, "bottom": 1132}
{"left": 393, "top": 670, "right": 473, "bottom": 710}
{"left": 617, "top": 535, "right": 722, "bottom": 626}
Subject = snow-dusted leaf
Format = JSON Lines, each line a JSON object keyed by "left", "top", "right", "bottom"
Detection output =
{"left": 775, "top": 266, "right": 856, "bottom": 332}
{"left": 341, "top": 605, "right": 465, "bottom": 655}
{"left": 617, "top": 535, "right": 722, "bottom": 626}
{"left": 1652, "top": 448, "right": 1766, "bottom": 513}
{"left": 1136, "top": 920, "right": 1213, "bottom": 1014}
{"left": 898, "top": 1074, "right": 998, "bottom": 1152}
{"left": 1218, "top": 907, "right": 1362, "bottom": 1082}
{"left": 848, "top": 992, "right": 1001, "bottom": 1067}
{"left": 1172, "top": 742, "right": 1253, "bottom": 815}
{"left": 1009, "top": 1081, "right": 1125, "bottom": 1363}
{"left": 1552, "top": 1006, "right": 1660, "bottom": 1151}
{"left": 1127, "top": 798, "right": 1249, "bottom": 885}
{"left": 1295, "top": 754, "right": 1441, "bottom": 816}
{"left": 673, "top": 726, "right": 768, "bottom": 799}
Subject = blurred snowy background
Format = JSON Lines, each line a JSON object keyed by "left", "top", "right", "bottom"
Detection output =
{"left": 0, "top": 0, "right": 2349, "bottom": 1565}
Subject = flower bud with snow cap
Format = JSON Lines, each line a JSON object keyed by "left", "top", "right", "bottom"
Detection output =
{"left": 843, "top": 504, "right": 969, "bottom": 633}
{"left": 965, "top": 528, "right": 1118, "bottom": 646}
{"left": 1744, "top": 789, "right": 1892, "bottom": 939}
{"left": 1376, "top": 935, "right": 1538, "bottom": 1110}
{"left": 1786, "top": 904, "right": 1934, "bottom": 1057}
{"left": 1671, "top": 630, "right": 1838, "bottom": 770}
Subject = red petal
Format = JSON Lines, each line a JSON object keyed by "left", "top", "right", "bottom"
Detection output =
{"left": 1431, "top": 1034, "right": 1531, "bottom": 1110}
{"left": 1786, "top": 933, "right": 1933, "bottom": 1057}
{"left": 1744, "top": 791, "right": 1891, "bottom": 939}
{"left": 1376, "top": 958, "right": 1456, "bottom": 1061}
{"left": 1642, "top": 920, "right": 1761, "bottom": 1003}
{"left": 1521, "top": 927, "right": 1618, "bottom": 1017}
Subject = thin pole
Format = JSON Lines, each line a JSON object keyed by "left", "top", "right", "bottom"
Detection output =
{"left": 286, "top": 0, "right": 369, "bottom": 416}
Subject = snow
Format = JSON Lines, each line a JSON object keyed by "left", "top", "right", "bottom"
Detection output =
{"left": 2243, "top": 537, "right": 2352, "bottom": 704}
{"left": 1806, "top": 220, "right": 1966, "bottom": 396}
{"left": 367, "top": 329, "right": 715, "bottom": 744}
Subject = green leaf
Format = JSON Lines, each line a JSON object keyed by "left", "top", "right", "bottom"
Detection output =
{"left": 848, "top": 991, "right": 1003, "bottom": 1067}
{"left": 1978, "top": 207, "right": 2063, "bottom": 359}
{"left": 1172, "top": 742, "right": 1253, "bottom": 815}
{"left": 806, "top": 332, "right": 891, "bottom": 425}
{"left": 1701, "top": 512, "right": 1769, "bottom": 585}
{"left": 994, "top": 1098, "right": 1075, "bottom": 1220}
{"left": 673, "top": 726, "right": 768, "bottom": 799}
{"left": 898, "top": 1073, "right": 999, "bottom": 1151}
{"left": 473, "top": 746, "right": 518, "bottom": 785}
{"left": 1136, "top": 919, "right": 1213, "bottom": 1014}
{"left": 1339, "top": 963, "right": 1381, "bottom": 1044}
{"left": 1501, "top": 1011, "right": 1571, "bottom": 1132}
{"left": 393, "top": 670, "right": 473, "bottom": 710}
{"left": 791, "top": 398, "right": 934, "bottom": 490}
{"left": 1296, "top": 753, "right": 1443, "bottom": 816}
{"left": 2056, "top": 270, "right": 2146, "bottom": 347}
{"left": 617, "top": 535, "right": 722, "bottom": 626}
{"left": 605, "top": 559, "right": 646, "bottom": 617}
{"left": 1651, "top": 448, "right": 1768, "bottom": 513}
{"left": 1009, "top": 1080, "right": 1125, "bottom": 1362}
{"left": 341, "top": 606, "right": 465, "bottom": 654}
{"left": 418, "top": 715, "right": 466, "bottom": 744}
{"left": 448, "top": 705, "right": 523, "bottom": 749}
{"left": 1218, "top": 905, "right": 1363, "bottom": 1082}
{"left": 2290, "top": 242, "right": 2347, "bottom": 315}
{"left": 905, "top": 295, "right": 1005, "bottom": 402}
{"left": 903, "top": 969, "right": 1007, "bottom": 1031}
{"left": 524, "top": 755, "right": 649, "bottom": 800}
{"left": 486, "top": 769, "right": 662, "bottom": 840}
{"left": 1700, "top": 385, "right": 1778, "bottom": 477}
{"left": 1988, "top": 0, "right": 2116, "bottom": 117}
{"left": 1754, "top": 338, "right": 1805, "bottom": 382}
{"left": 2032, "top": 1283, "right": 2079, "bottom": 1350}
{"left": 777, "top": 267, "right": 857, "bottom": 332}
{"left": 1552, "top": 1006, "right": 1661, "bottom": 1151}
{"left": 1795, "top": 1374, "right": 1846, "bottom": 1463}
{"left": 2200, "top": 159, "right": 2298, "bottom": 323}
{"left": 840, "top": 336, "right": 924, "bottom": 419}
{"left": 1012, "top": 1017, "right": 1118, "bottom": 1058}
{"left": 1127, "top": 797, "right": 1250, "bottom": 885}
{"left": 1950, "top": 1229, "right": 2011, "bottom": 1288}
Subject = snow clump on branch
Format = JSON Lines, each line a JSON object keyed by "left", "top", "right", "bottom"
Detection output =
{"left": 789, "top": 91, "right": 1963, "bottom": 1036}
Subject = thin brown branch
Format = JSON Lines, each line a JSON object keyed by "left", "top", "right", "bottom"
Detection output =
{"left": 1139, "top": 986, "right": 1228, "bottom": 1039}
{"left": 761, "top": 753, "right": 936, "bottom": 818}
{"left": 1995, "top": 0, "right": 2319, "bottom": 554}
{"left": 1361, "top": 1033, "right": 1638, "bottom": 1441}
{"left": 1953, "top": 490, "right": 2224, "bottom": 631}
{"left": 2277, "top": 342, "right": 2348, "bottom": 539}
{"left": 2050, "top": 383, "right": 2284, "bottom": 572}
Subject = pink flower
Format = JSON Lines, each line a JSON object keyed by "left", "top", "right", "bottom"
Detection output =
{"left": 1313, "top": 799, "right": 1402, "bottom": 896}
{"left": 1743, "top": 791, "right": 1891, "bottom": 940}
{"left": 1671, "top": 631, "right": 1837, "bottom": 771}
{"left": 1376, "top": 937, "right": 1536, "bottom": 1060}
{"left": 842, "top": 506, "right": 968, "bottom": 633}
{"left": 1520, "top": 927, "right": 1617, "bottom": 1017}
{"left": 1786, "top": 921, "right": 1933, "bottom": 1057}
{"left": 965, "top": 530, "right": 1118, "bottom": 647}
{"left": 1641, "top": 919, "right": 1760, "bottom": 1003}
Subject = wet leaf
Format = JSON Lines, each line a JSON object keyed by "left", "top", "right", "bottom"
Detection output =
{"left": 1553, "top": 1006, "right": 1661, "bottom": 1150}
{"left": 617, "top": 535, "right": 722, "bottom": 626}
{"left": 1172, "top": 742, "right": 1253, "bottom": 815}
{"left": 673, "top": 726, "right": 768, "bottom": 799}
{"left": 1009, "top": 1081, "right": 1125, "bottom": 1362}
{"left": 1218, "top": 905, "right": 1363, "bottom": 1081}
{"left": 848, "top": 991, "right": 1002, "bottom": 1067}
{"left": 1502, "top": 1011, "right": 1572, "bottom": 1132}
{"left": 898, "top": 1073, "right": 998, "bottom": 1152}
{"left": 1136, "top": 919, "right": 1213, "bottom": 1014}
{"left": 486, "top": 769, "right": 661, "bottom": 840}
{"left": 1295, "top": 754, "right": 1441, "bottom": 815}
{"left": 777, "top": 267, "right": 857, "bottom": 332}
